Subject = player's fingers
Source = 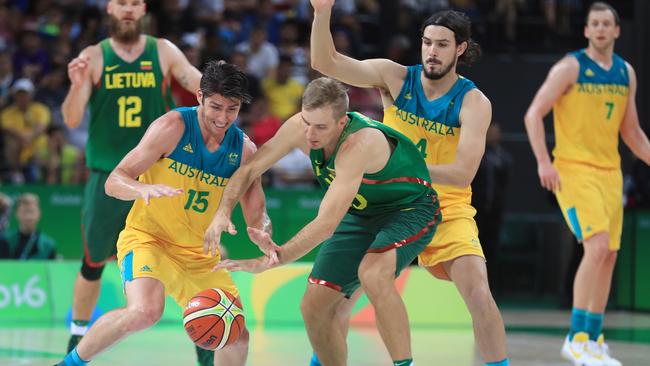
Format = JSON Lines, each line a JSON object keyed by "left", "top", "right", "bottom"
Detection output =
{"left": 269, "top": 251, "right": 279, "bottom": 265}
{"left": 228, "top": 222, "right": 237, "bottom": 235}
{"left": 203, "top": 234, "right": 211, "bottom": 255}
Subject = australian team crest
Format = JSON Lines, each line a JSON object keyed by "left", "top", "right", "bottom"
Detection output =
{"left": 228, "top": 152, "right": 239, "bottom": 166}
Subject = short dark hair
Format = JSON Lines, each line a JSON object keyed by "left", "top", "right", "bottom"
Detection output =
{"left": 421, "top": 10, "right": 481, "bottom": 66}
{"left": 200, "top": 60, "right": 252, "bottom": 103}
{"left": 587, "top": 2, "right": 620, "bottom": 26}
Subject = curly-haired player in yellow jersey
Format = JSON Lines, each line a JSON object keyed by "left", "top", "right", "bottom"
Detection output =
{"left": 525, "top": 3, "right": 650, "bottom": 365}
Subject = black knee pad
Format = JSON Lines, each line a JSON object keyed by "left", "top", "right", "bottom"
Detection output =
{"left": 80, "top": 259, "right": 105, "bottom": 281}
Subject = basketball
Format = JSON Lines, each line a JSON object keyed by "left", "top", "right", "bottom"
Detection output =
{"left": 183, "top": 288, "right": 245, "bottom": 351}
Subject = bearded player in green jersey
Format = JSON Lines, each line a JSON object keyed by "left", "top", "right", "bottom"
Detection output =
{"left": 208, "top": 77, "right": 441, "bottom": 366}
{"left": 60, "top": 0, "right": 206, "bottom": 364}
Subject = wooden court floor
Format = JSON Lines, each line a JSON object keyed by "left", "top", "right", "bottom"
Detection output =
{"left": 1, "top": 310, "right": 649, "bottom": 365}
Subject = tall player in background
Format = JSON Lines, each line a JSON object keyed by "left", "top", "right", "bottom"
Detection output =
{"left": 60, "top": 0, "right": 206, "bottom": 363}
{"left": 309, "top": 1, "right": 508, "bottom": 365}
{"left": 525, "top": 2, "right": 650, "bottom": 366}
{"left": 57, "top": 61, "right": 271, "bottom": 366}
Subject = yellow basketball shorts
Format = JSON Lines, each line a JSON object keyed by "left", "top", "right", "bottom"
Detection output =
{"left": 554, "top": 160, "right": 623, "bottom": 250}
{"left": 116, "top": 228, "right": 238, "bottom": 308}
{"left": 418, "top": 209, "right": 485, "bottom": 280}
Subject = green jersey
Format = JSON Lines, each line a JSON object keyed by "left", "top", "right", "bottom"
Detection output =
{"left": 310, "top": 112, "right": 434, "bottom": 216}
{"left": 87, "top": 36, "right": 175, "bottom": 171}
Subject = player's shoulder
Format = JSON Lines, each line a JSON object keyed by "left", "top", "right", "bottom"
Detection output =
{"left": 550, "top": 55, "right": 580, "bottom": 77}
{"left": 461, "top": 88, "right": 491, "bottom": 111}
{"left": 78, "top": 42, "right": 103, "bottom": 61}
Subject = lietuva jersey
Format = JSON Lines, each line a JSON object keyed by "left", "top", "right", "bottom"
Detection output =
{"left": 553, "top": 49, "right": 629, "bottom": 169}
{"left": 383, "top": 65, "right": 475, "bottom": 218}
{"left": 88, "top": 36, "right": 175, "bottom": 172}
{"left": 123, "top": 107, "right": 243, "bottom": 251}
{"left": 310, "top": 112, "right": 434, "bottom": 217}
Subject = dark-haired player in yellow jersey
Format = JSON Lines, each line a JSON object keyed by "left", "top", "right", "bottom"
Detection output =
{"left": 525, "top": 2, "right": 650, "bottom": 365}
{"left": 308, "top": 1, "right": 508, "bottom": 366}
{"left": 56, "top": 61, "right": 273, "bottom": 366}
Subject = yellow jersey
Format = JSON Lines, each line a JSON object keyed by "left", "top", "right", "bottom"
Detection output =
{"left": 553, "top": 49, "right": 629, "bottom": 169}
{"left": 123, "top": 106, "right": 244, "bottom": 255}
{"left": 383, "top": 65, "right": 476, "bottom": 219}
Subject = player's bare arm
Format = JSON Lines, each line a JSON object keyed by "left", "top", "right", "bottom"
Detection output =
{"left": 105, "top": 111, "right": 184, "bottom": 204}
{"left": 158, "top": 38, "right": 201, "bottom": 93}
{"left": 204, "top": 114, "right": 304, "bottom": 255}
{"left": 310, "top": 0, "right": 406, "bottom": 99}
{"left": 61, "top": 45, "right": 101, "bottom": 128}
{"left": 427, "top": 89, "right": 491, "bottom": 187}
{"left": 216, "top": 128, "right": 386, "bottom": 273}
{"left": 237, "top": 135, "right": 279, "bottom": 261}
{"left": 620, "top": 63, "right": 650, "bottom": 165}
{"left": 524, "top": 56, "right": 579, "bottom": 191}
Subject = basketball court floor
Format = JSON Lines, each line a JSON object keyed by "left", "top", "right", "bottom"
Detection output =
{"left": 1, "top": 310, "right": 649, "bottom": 365}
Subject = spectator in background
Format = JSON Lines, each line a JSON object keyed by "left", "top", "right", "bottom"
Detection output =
{"left": 235, "top": 25, "right": 279, "bottom": 80}
{"left": 270, "top": 147, "right": 316, "bottom": 189}
{"left": 472, "top": 122, "right": 513, "bottom": 284}
{"left": 12, "top": 24, "right": 50, "bottom": 81}
{"left": 246, "top": 96, "right": 282, "bottom": 147}
{"left": 229, "top": 50, "right": 262, "bottom": 113}
{"left": 0, "top": 193, "right": 57, "bottom": 260}
{"left": 37, "top": 125, "right": 84, "bottom": 185}
{"left": 0, "top": 50, "right": 14, "bottom": 110}
{"left": 0, "top": 193, "right": 11, "bottom": 257}
{"left": 35, "top": 67, "right": 67, "bottom": 127}
{"left": 277, "top": 19, "right": 309, "bottom": 85}
{"left": 1, "top": 78, "right": 51, "bottom": 183}
{"left": 262, "top": 54, "right": 304, "bottom": 120}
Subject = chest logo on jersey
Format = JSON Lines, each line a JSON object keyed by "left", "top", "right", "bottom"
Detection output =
{"left": 168, "top": 160, "right": 228, "bottom": 187}
{"left": 576, "top": 83, "right": 628, "bottom": 96}
{"left": 393, "top": 109, "right": 456, "bottom": 136}
{"left": 228, "top": 153, "right": 239, "bottom": 166}
{"left": 105, "top": 71, "right": 157, "bottom": 89}
{"left": 315, "top": 165, "right": 368, "bottom": 210}
{"left": 140, "top": 60, "right": 152, "bottom": 70}
{"left": 183, "top": 143, "right": 194, "bottom": 154}
{"left": 585, "top": 68, "right": 595, "bottom": 77}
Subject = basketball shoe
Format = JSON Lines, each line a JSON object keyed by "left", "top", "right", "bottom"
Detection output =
{"left": 589, "top": 334, "right": 622, "bottom": 366}
{"left": 561, "top": 332, "right": 604, "bottom": 366}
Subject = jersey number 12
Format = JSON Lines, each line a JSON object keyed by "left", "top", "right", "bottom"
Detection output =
{"left": 118, "top": 96, "right": 142, "bottom": 128}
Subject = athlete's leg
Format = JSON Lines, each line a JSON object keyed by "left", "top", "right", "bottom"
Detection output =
{"left": 301, "top": 284, "right": 349, "bottom": 366}
{"left": 358, "top": 250, "right": 411, "bottom": 361}
{"left": 74, "top": 277, "right": 165, "bottom": 361}
{"left": 435, "top": 255, "right": 508, "bottom": 363}
{"left": 573, "top": 232, "right": 610, "bottom": 312}
{"left": 213, "top": 326, "right": 249, "bottom": 366}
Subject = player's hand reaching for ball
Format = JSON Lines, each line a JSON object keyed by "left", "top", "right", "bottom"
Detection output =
{"left": 138, "top": 184, "right": 183, "bottom": 205}
{"left": 204, "top": 214, "right": 237, "bottom": 257}
{"left": 310, "top": 0, "right": 335, "bottom": 13}
{"left": 213, "top": 256, "right": 271, "bottom": 274}
{"left": 246, "top": 227, "right": 281, "bottom": 266}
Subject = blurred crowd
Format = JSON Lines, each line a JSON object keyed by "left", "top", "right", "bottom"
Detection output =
{"left": 0, "top": 0, "right": 617, "bottom": 186}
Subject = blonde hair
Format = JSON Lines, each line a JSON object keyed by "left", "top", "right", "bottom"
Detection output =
{"left": 302, "top": 77, "right": 349, "bottom": 120}
{"left": 17, "top": 193, "right": 39, "bottom": 208}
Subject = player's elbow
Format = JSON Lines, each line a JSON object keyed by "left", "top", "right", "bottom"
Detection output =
{"left": 104, "top": 173, "right": 119, "bottom": 198}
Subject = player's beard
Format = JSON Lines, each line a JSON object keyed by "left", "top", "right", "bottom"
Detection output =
{"left": 422, "top": 57, "right": 456, "bottom": 80}
{"left": 109, "top": 15, "right": 141, "bottom": 44}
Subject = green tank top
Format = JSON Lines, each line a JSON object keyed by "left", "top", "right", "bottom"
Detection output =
{"left": 87, "top": 36, "right": 175, "bottom": 171}
{"left": 310, "top": 112, "right": 434, "bottom": 216}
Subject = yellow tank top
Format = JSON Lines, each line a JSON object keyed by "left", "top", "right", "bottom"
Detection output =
{"left": 124, "top": 107, "right": 244, "bottom": 254}
{"left": 553, "top": 50, "right": 629, "bottom": 169}
{"left": 383, "top": 65, "right": 476, "bottom": 219}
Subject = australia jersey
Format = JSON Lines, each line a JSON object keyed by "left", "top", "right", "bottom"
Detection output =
{"left": 383, "top": 65, "right": 476, "bottom": 219}
{"left": 123, "top": 107, "right": 243, "bottom": 251}
{"left": 310, "top": 112, "right": 434, "bottom": 217}
{"left": 553, "top": 49, "right": 629, "bottom": 169}
{"left": 88, "top": 36, "right": 175, "bottom": 172}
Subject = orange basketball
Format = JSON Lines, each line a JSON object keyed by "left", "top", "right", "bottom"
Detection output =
{"left": 182, "top": 288, "right": 245, "bottom": 350}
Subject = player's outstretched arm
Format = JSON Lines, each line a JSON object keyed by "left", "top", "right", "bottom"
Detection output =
{"left": 105, "top": 112, "right": 184, "bottom": 203}
{"left": 524, "top": 56, "right": 578, "bottom": 192}
{"left": 61, "top": 46, "right": 98, "bottom": 128}
{"left": 310, "top": 0, "right": 405, "bottom": 96}
{"left": 620, "top": 64, "right": 650, "bottom": 165}
{"left": 215, "top": 130, "right": 375, "bottom": 273}
{"left": 205, "top": 114, "right": 304, "bottom": 256}
{"left": 238, "top": 136, "right": 278, "bottom": 263}
{"left": 159, "top": 38, "right": 202, "bottom": 94}
{"left": 427, "top": 89, "right": 491, "bottom": 187}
